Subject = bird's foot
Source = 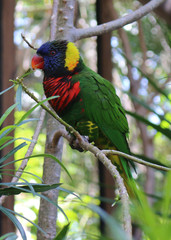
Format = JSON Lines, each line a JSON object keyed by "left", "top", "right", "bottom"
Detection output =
{"left": 69, "top": 135, "right": 89, "bottom": 152}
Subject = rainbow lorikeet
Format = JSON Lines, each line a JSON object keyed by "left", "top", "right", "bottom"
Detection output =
{"left": 31, "top": 40, "right": 135, "bottom": 196}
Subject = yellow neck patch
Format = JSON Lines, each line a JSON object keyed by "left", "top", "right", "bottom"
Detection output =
{"left": 65, "top": 42, "right": 80, "bottom": 71}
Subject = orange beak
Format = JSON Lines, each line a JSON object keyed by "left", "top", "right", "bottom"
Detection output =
{"left": 31, "top": 55, "right": 44, "bottom": 70}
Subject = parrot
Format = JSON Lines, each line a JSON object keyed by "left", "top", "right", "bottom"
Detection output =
{"left": 31, "top": 40, "right": 135, "bottom": 197}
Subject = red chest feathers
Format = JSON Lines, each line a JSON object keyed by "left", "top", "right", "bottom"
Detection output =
{"left": 43, "top": 76, "right": 80, "bottom": 113}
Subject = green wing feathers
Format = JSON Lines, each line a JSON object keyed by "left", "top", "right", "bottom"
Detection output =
{"left": 73, "top": 66, "right": 135, "bottom": 194}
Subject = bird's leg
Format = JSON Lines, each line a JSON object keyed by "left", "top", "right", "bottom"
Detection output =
{"left": 69, "top": 135, "right": 89, "bottom": 152}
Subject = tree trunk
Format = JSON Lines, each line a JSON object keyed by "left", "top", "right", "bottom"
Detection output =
{"left": 37, "top": 1, "right": 75, "bottom": 239}
{"left": 37, "top": 117, "right": 64, "bottom": 240}
{"left": 0, "top": 0, "right": 15, "bottom": 235}
{"left": 96, "top": 0, "right": 116, "bottom": 234}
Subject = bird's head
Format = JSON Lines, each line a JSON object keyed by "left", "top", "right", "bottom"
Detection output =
{"left": 31, "top": 40, "right": 81, "bottom": 78}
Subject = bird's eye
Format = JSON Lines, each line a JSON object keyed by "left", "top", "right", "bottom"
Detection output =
{"left": 50, "top": 50, "right": 56, "bottom": 56}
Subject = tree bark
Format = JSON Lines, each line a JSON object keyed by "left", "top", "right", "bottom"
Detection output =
{"left": 37, "top": 1, "right": 75, "bottom": 239}
{"left": 139, "top": 0, "right": 171, "bottom": 25}
{"left": 37, "top": 117, "right": 64, "bottom": 240}
{"left": 96, "top": 0, "right": 116, "bottom": 234}
{"left": 0, "top": 0, "right": 15, "bottom": 235}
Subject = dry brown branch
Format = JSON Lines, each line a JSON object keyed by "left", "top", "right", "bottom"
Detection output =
{"left": 21, "top": 33, "right": 38, "bottom": 50}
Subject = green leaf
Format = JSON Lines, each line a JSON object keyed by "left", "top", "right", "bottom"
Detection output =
{"left": 162, "top": 172, "right": 171, "bottom": 218}
{"left": 8, "top": 153, "right": 72, "bottom": 181}
{"left": 35, "top": 153, "right": 72, "bottom": 181}
{"left": 36, "top": 192, "right": 68, "bottom": 221}
{"left": 0, "top": 169, "right": 43, "bottom": 182}
{"left": 89, "top": 204, "right": 127, "bottom": 240}
{"left": 0, "top": 103, "right": 18, "bottom": 126}
{"left": 118, "top": 49, "right": 170, "bottom": 99}
{"left": 20, "top": 68, "right": 33, "bottom": 78}
{"left": 0, "top": 84, "right": 15, "bottom": 95}
{"left": 0, "top": 232, "right": 17, "bottom": 240}
{"left": 54, "top": 223, "right": 70, "bottom": 240}
{"left": 0, "top": 142, "right": 27, "bottom": 164}
{"left": 126, "top": 91, "right": 171, "bottom": 125}
{"left": 0, "top": 137, "right": 35, "bottom": 151}
{"left": 16, "top": 85, "right": 23, "bottom": 111}
{"left": 0, "top": 126, "right": 16, "bottom": 142}
{"left": 58, "top": 187, "right": 81, "bottom": 201}
{"left": 0, "top": 183, "right": 61, "bottom": 196}
{"left": 0, "top": 136, "right": 13, "bottom": 148}
{"left": 126, "top": 110, "right": 171, "bottom": 139}
{"left": 16, "top": 96, "right": 59, "bottom": 125}
{"left": 5, "top": 208, "right": 47, "bottom": 236}
{"left": 0, "top": 205, "right": 26, "bottom": 240}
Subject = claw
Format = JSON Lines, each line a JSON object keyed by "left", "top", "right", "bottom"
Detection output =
{"left": 69, "top": 136, "right": 89, "bottom": 152}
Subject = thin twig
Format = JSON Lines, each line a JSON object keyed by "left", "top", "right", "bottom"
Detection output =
{"left": 21, "top": 33, "right": 38, "bottom": 50}
{"left": 102, "top": 150, "right": 170, "bottom": 172}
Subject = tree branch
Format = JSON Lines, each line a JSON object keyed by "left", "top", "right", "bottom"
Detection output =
{"left": 50, "top": 0, "right": 59, "bottom": 40}
{"left": 73, "top": 0, "right": 165, "bottom": 41}
{"left": 102, "top": 150, "right": 170, "bottom": 172}
{"left": 56, "top": 0, "right": 76, "bottom": 40}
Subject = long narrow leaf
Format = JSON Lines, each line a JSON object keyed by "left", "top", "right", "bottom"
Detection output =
{"left": 16, "top": 85, "right": 22, "bottom": 111}
{"left": 125, "top": 91, "right": 171, "bottom": 124}
{"left": 5, "top": 208, "right": 47, "bottom": 236}
{"left": 0, "top": 183, "right": 61, "bottom": 196}
{"left": 0, "top": 142, "right": 27, "bottom": 164}
{"left": 0, "top": 126, "right": 16, "bottom": 141}
{"left": 58, "top": 187, "right": 81, "bottom": 201}
{"left": 20, "top": 68, "right": 33, "bottom": 78}
{"left": 54, "top": 223, "right": 70, "bottom": 240}
{"left": 0, "top": 84, "right": 15, "bottom": 95}
{"left": 118, "top": 49, "right": 170, "bottom": 99}
{"left": 0, "top": 136, "right": 13, "bottom": 147}
{"left": 89, "top": 204, "right": 127, "bottom": 240}
{"left": 0, "top": 173, "right": 36, "bottom": 195}
{"left": 16, "top": 96, "right": 59, "bottom": 125}
{"left": 2, "top": 153, "right": 72, "bottom": 180}
{"left": 17, "top": 118, "right": 39, "bottom": 127}
{"left": 126, "top": 110, "right": 171, "bottom": 139}
{"left": 28, "top": 153, "right": 72, "bottom": 180}
{"left": 0, "top": 118, "right": 38, "bottom": 143}
{"left": 0, "top": 205, "right": 26, "bottom": 240}
{"left": 0, "top": 103, "right": 18, "bottom": 126}
{"left": 0, "top": 137, "right": 35, "bottom": 151}
{"left": 0, "top": 169, "right": 43, "bottom": 182}
{"left": 0, "top": 232, "right": 17, "bottom": 240}
{"left": 36, "top": 192, "right": 68, "bottom": 221}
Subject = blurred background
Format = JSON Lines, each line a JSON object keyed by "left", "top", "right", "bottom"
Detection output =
{"left": 0, "top": 0, "right": 171, "bottom": 239}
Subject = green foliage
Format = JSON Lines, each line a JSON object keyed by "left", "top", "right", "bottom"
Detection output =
{"left": 54, "top": 223, "right": 70, "bottom": 240}
{"left": 131, "top": 172, "right": 171, "bottom": 240}
{"left": 0, "top": 183, "right": 61, "bottom": 196}
{"left": 0, "top": 92, "right": 71, "bottom": 239}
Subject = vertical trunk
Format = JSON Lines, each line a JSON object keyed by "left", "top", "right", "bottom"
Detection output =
{"left": 0, "top": 0, "right": 15, "bottom": 235}
{"left": 37, "top": 118, "right": 64, "bottom": 240}
{"left": 37, "top": 0, "right": 75, "bottom": 238}
{"left": 96, "top": 0, "right": 115, "bottom": 233}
